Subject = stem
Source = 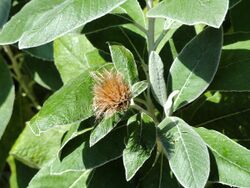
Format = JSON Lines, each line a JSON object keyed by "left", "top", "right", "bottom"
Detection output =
{"left": 3, "top": 46, "right": 41, "bottom": 110}
{"left": 147, "top": 0, "right": 155, "bottom": 53}
{"left": 113, "top": 14, "right": 148, "bottom": 34}
{"left": 154, "top": 29, "right": 168, "bottom": 50}
{"left": 134, "top": 98, "right": 148, "bottom": 107}
{"left": 130, "top": 100, "right": 159, "bottom": 124}
{"left": 145, "top": 0, "right": 158, "bottom": 117}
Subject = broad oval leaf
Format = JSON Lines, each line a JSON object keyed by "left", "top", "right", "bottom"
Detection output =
{"left": 147, "top": 0, "right": 229, "bottom": 28}
{"left": 167, "top": 27, "right": 223, "bottom": 111}
{"left": 158, "top": 117, "right": 210, "bottom": 188}
{"left": 28, "top": 69, "right": 95, "bottom": 135}
{"left": 51, "top": 125, "right": 126, "bottom": 174}
{"left": 109, "top": 45, "right": 138, "bottom": 86}
{"left": 196, "top": 128, "right": 250, "bottom": 187}
{"left": 149, "top": 51, "right": 167, "bottom": 107}
{"left": 0, "top": 0, "right": 127, "bottom": 49}
{"left": 123, "top": 113, "right": 156, "bottom": 181}
{"left": 0, "top": 56, "right": 15, "bottom": 139}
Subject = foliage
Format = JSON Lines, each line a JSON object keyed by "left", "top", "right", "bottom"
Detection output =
{"left": 0, "top": 0, "right": 250, "bottom": 187}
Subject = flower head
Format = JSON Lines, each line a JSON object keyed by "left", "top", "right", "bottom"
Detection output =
{"left": 92, "top": 70, "right": 132, "bottom": 118}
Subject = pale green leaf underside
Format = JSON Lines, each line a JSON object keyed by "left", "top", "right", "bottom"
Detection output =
{"left": 0, "top": 0, "right": 127, "bottom": 49}
{"left": 158, "top": 117, "right": 210, "bottom": 188}
{"left": 120, "top": 0, "right": 146, "bottom": 27}
{"left": 196, "top": 128, "right": 250, "bottom": 188}
{"left": 109, "top": 45, "right": 138, "bottom": 86}
{"left": 147, "top": 0, "right": 229, "bottom": 28}
{"left": 0, "top": 56, "right": 15, "bottom": 139}
{"left": 131, "top": 80, "right": 148, "bottom": 98}
{"left": 168, "top": 27, "right": 223, "bottom": 111}
{"left": 149, "top": 51, "right": 167, "bottom": 107}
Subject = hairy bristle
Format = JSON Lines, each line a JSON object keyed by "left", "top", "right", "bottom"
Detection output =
{"left": 92, "top": 71, "right": 131, "bottom": 118}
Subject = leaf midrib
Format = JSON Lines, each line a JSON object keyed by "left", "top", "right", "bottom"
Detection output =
{"left": 174, "top": 119, "right": 199, "bottom": 188}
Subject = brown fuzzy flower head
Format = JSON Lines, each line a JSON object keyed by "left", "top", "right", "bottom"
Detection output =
{"left": 92, "top": 70, "right": 132, "bottom": 118}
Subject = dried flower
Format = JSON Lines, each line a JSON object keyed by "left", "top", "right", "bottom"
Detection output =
{"left": 92, "top": 70, "right": 132, "bottom": 118}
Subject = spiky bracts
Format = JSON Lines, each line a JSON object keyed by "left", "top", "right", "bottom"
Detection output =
{"left": 92, "top": 70, "right": 131, "bottom": 118}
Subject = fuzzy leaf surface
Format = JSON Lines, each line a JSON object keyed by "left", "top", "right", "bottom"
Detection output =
{"left": 158, "top": 117, "right": 210, "bottom": 188}
{"left": 0, "top": 0, "right": 127, "bottom": 48}
{"left": 168, "top": 27, "right": 222, "bottom": 111}
{"left": 147, "top": 0, "right": 229, "bottom": 28}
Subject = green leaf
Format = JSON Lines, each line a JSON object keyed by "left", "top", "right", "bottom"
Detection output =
{"left": 196, "top": 128, "right": 250, "bottom": 187}
{"left": 24, "top": 42, "right": 54, "bottom": 61}
{"left": 230, "top": 0, "right": 250, "bottom": 32}
{"left": 51, "top": 125, "right": 126, "bottom": 174}
{"left": 120, "top": 0, "right": 146, "bottom": 27}
{"left": 54, "top": 33, "right": 102, "bottom": 83}
{"left": 131, "top": 81, "right": 148, "bottom": 98}
{"left": 82, "top": 14, "right": 130, "bottom": 35}
{"left": 123, "top": 113, "right": 156, "bottom": 181}
{"left": 88, "top": 159, "right": 136, "bottom": 188}
{"left": 139, "top": 153, "right": 179, "bottom": 188}
{"left": 229, "top": 0, "right": 241, "bottom": 8}
{"left": 208, "top": 32, "right": 250, "bottom": 91}
{"left": 85, "top": 49, "right": 109, "bottom": 68}
{"left": 147, "top": 0, "right": 229, "bottom": 28}
{"left": 0, "top": 56, "right": 15, "bottom": 139}
{"left": 8, "top": 157, "right": 38, "bottom": 188}
{"left": 28, "top": 68, "right": 95, "bottom": 135}
{"left": 109, "top": 45, "right": 138, "bottom": 86}
{"left": 0, "top": 0, "right": 127, "bottom": 49}
{"left": 24, "top": 56, "right": 63, "bottom": 91}
{"left": 209, "top": 59, "right": 250, "bottom": 91}
{"left": 0, "top": 0, "right": 11, "bottom": 28}
{"left": 60, "top": 118, "right": 95, "bottom": 150}
{"left": 85, "top": 26, "right": 147, "bottom": 62}
{"left": 0, "top": 94, "right": 33, "bottom": 172}
{"left": 11, "top": 125, "right": 67, "bottom": 168}
{"left": 168, "top": 27, "right": 223, "bottom": 111}
{"left": 177, "top": 92, "right": 250, "bottom": 148}
{"left": 149, "top": 51, "right": 167, "bottom": 107}
{"left": 28, "top": 163, "right": 92, "bottom": 188}
{"left": 158, "top": 116, "right": 210, "bottom": 188}
{"left": 90, "top": 113, "right": 122, "bottom": 147}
